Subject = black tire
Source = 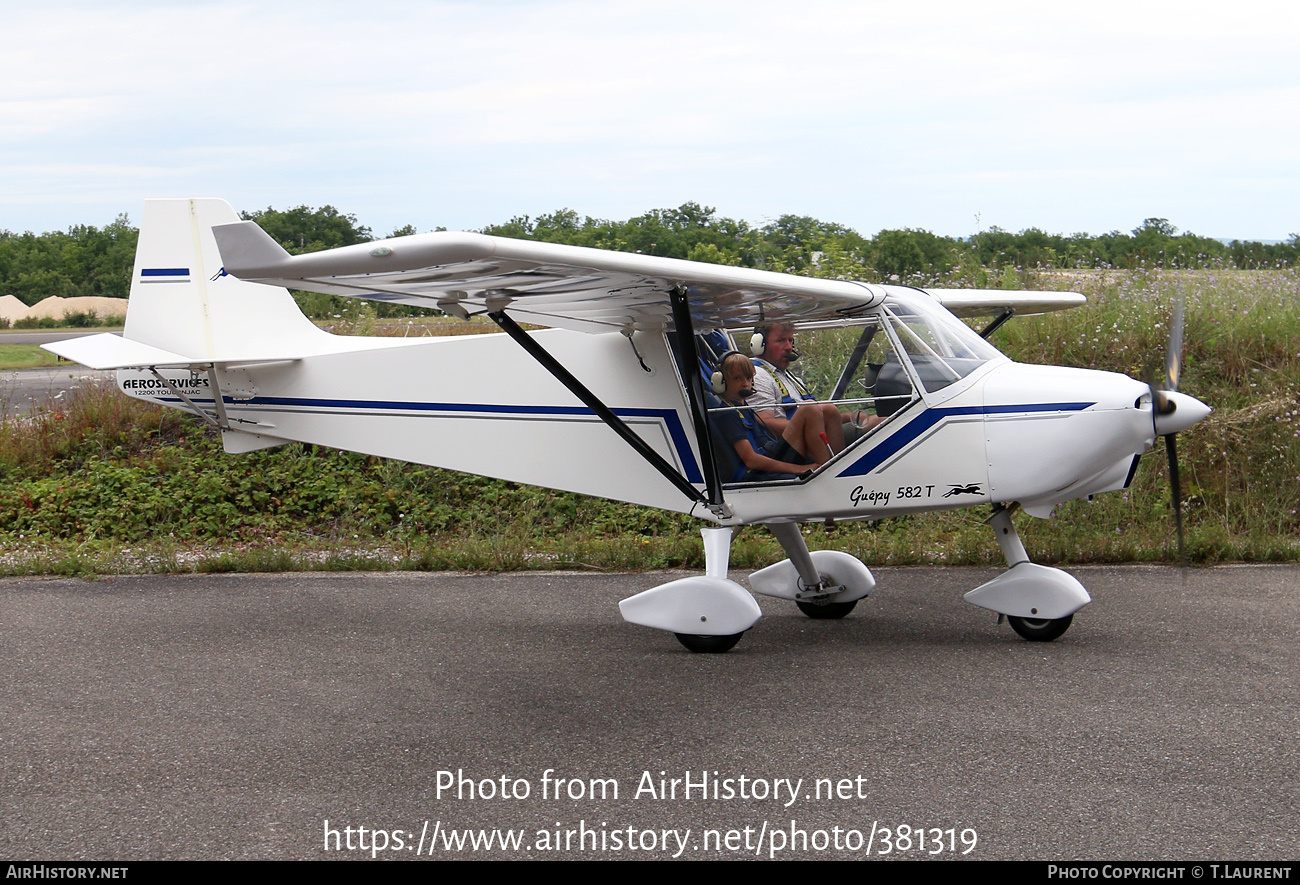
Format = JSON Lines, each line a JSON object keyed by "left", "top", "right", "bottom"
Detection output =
{"left": 1008, "top": 614, "right": 1073, "bottom": 642}
{"left": 795, "top": 599, "right": 859, "bottom": 619}
{"left": 674, "top": 632, "right": 744, "bottom": 653}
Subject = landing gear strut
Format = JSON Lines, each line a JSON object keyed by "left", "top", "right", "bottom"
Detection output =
{"left": 964, "top": 505, "right": 1089, "bottom": 642}
{"left": 750, "top": 522, "right": 875, "bottom": 618}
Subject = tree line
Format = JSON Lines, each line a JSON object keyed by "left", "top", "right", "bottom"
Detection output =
{"left": 2, "top": 204, "right": 1296, "bottom": 310}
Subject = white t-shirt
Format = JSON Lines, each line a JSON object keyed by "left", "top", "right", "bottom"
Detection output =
{"left": 750, "top": 360, "right": 811, "bottom": 419}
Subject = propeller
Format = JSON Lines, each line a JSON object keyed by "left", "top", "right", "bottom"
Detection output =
{"left": 1147, "top": 298, "right": 1207, "bottom": 562}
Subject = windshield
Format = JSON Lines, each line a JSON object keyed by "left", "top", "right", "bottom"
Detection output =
{"left": 880, "top": 292, "right": 1003, "bottom": 393}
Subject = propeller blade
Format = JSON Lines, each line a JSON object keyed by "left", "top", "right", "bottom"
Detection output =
{"left": 1164, "top": 298, "right": 1185, "bottom": 393}
{"left": 1166, "top": 432, "right": 1184, "bottom": 563}
{"left": 1149, "top": 298, "right": 1187, "bottom": 421}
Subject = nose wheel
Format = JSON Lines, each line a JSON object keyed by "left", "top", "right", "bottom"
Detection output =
{"left": 1007, "top": 614, "right": 1073, "bottom": 642}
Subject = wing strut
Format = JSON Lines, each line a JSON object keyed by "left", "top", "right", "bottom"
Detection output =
{"left": 978, "top": 309, "right": 1014, "bottom": 339}
{"left": 487, "top": 310, "right": 721, "bottom": 514}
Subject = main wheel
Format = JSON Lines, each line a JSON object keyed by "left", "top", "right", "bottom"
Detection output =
{"left": 674, "top": 632, "right": 744, "bottom": 653}
{"left": 1007, "top": 614, "right": 1073, "bottom": 642}
{"left": 795, "top": 599, "right": 859, "bottom": 619}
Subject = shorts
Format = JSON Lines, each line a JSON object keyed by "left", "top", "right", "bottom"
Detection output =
{"left": 759, "top": 438, "right": 809, "bottom": 466}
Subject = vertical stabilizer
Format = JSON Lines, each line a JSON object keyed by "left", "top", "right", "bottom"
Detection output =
{"left": 123, "top": 198, "right": 335, "bottom": 360}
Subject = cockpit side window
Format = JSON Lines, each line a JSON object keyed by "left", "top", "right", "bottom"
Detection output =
{"left": 796, "top": 317, "right": 918, "bottom": 418}
{"left": 690, "top": 314, "right": 924, "bottom": 485}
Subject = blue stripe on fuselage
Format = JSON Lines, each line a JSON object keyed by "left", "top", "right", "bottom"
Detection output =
{"left": 154, "top": 394, "right": 704, "bottom": 484}
{"left": 836, "top": 401, "right": 1095, "bottom": 478}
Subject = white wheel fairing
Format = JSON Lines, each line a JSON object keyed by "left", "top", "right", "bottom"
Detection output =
{"left": 963, "top": 562, "right": 1090, "bottom": 620}
{"left": 619, "top": 576, "right": 762, "bottom": 636}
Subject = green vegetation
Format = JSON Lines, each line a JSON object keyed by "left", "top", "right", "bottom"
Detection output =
{"left": 2, "top": 204, "right": 1296, "bottom": 575}
{"left": 0, "top": 344, "right": 61, "bottom": 370}
{"left": 479, "top": 208, "right": 1300, "bottom": 281}
{"left": 0, "top": 264, "right": 1295, "bottom": 576}
{"left": 0, "top": 215, "right": 137, "bottom": 304}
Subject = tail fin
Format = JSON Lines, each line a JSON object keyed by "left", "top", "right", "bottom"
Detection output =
{"left": 122, "top": 198, "right": 334, "bottom": 361}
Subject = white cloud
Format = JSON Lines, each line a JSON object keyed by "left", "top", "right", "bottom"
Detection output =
{"left": 2, "top": 0, "right": 1297, "bottom": 238}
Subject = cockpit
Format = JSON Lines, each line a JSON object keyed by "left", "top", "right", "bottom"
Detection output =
{"left": 684, "top": 290, "right": 1007, "bottom": 485}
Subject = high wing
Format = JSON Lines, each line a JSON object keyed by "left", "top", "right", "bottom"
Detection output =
{"left": 213, "top": 223, "right": 886, "bottom": 333}
{"left": 48, "top": 214, "right": 1087, "bottom": 371}
{"left": 922, "top": 288, "right": 1086, "bottom": 318}
{"left": 212, "top": 221, "right": 1085, "bottom": 333}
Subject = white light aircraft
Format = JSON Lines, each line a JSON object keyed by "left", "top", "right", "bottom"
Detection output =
{"left": 47, "top": 199, "right": 1210, "bottom": 652}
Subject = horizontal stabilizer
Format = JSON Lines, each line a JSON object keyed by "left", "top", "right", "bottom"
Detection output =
{"left": 41, "top": 334, "right": 204, "bottom": 370}
{"left": 41, "top": 333, "right": 318, "bottom": 370}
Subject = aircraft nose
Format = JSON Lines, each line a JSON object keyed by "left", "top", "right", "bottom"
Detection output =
{"left": 1153, "top": 391, "right": 1211, "bottom": 436}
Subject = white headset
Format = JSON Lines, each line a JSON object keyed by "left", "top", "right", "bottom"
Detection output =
{"left": 710, "top": 350, "right": 747, "bottom": 395}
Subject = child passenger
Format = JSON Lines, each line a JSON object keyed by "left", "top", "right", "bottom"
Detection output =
{"left": 713, "top": 352, "right": 834, "bottom": 481}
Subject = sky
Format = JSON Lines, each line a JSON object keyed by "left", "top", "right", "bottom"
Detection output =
{"left": 3, "top": 0, "right": 1298, "bottom": 241}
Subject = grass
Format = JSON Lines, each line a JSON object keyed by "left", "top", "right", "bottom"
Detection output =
{"left": 0, "top": 344, "right": 63, "bottom": 370}
{"left": 0, "top": 265, "right": 1296, "bottom": 576}
{"left": 0, "top": 324, "right": 124, "bottom": 333}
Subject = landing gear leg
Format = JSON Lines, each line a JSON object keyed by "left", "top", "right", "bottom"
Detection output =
{"left": 749, "top": 524, "right": 873, "bottom": 614}
{"left": 989, "top": 504, "right": 1030, "bottom": 567}
{"left": 768, "top": 523, "right": 826, "bottom": 590}
{"left": 965, "top": 505, "right": 1087, "bottom": 641}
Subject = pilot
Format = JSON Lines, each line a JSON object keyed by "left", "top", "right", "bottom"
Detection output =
{"left": 750, "top": 322, "right": 881, "bottom": 443}
{"left": 712, "top": 352, "right": 829, "bottom": 481}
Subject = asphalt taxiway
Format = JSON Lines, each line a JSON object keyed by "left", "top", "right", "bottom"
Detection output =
{"left": 0, "top": 331, "right": 115, "bottom": 417}
{"left": 3, "top": 565, "right": 1297, "bottom": 860}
